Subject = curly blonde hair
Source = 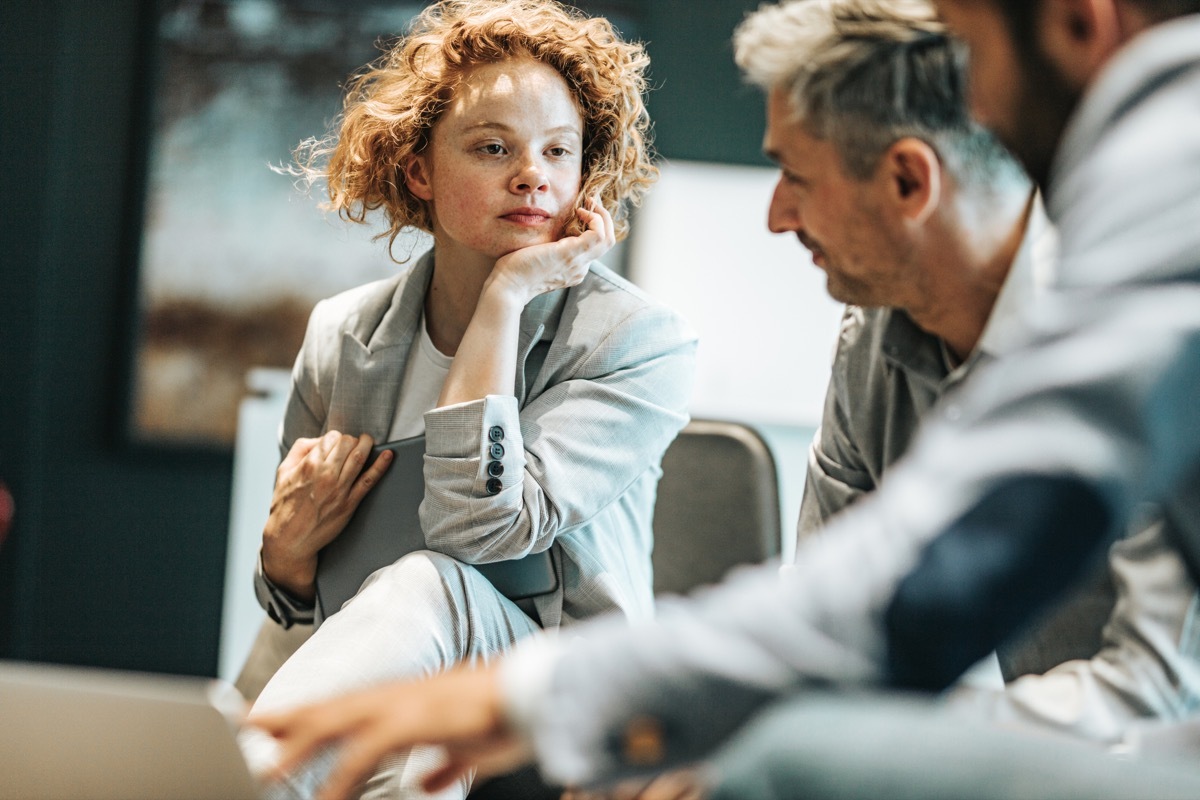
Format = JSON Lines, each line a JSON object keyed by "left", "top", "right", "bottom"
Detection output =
{"left": 294, "top": 0, "right": 656, "bottom": 258}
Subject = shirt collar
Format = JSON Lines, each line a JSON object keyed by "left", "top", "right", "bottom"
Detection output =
{"left": 880, "top": 193, "right": 1058, "bottom": 385}
{"left": 975, "top": 193, "right": 1058, "bottom": 358}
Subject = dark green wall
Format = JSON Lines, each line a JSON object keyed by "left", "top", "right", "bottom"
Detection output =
{"left": 0, "top": 0, "right": 769, "bottom": 676}
{"left": 643, "top": 1, "right": 770, "bottom": 166}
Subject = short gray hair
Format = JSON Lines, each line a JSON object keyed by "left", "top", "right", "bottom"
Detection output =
{"left": 735, "top": 0, "right": 1023, "bottom": 187}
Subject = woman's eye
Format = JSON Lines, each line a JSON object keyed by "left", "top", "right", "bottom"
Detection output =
{"left": 479, "top": 143, "right": 505, "bottom": 155}
{"left": 546, "top": 146, "right": 570, "bottom": 157}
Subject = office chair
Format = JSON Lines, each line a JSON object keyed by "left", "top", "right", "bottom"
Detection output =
{"left": 651, "top": 419, "right": 782, "bottom": 594}
{"left": 470, "top": 419, "right": 784, "bottom": 798}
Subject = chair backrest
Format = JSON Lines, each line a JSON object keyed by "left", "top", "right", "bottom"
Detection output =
{"left": 651, "top": 419, "right": 782, "bottom": 595}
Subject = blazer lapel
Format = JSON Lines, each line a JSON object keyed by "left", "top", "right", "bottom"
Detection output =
{"left": 327, "top": 253, "right": 434, "bottom": 441}
{"left": 326, "top": 252, "right": 570, "bottom": 433}
{"left": 515, "top": 286, "right": 567, "bottom": 404}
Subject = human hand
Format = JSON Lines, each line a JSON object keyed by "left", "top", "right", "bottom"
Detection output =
{"left": 260, "top": 431, "right": 392, "bottom": 602}
{"left": 487, "top": 195, "right": 615, "bottom": 306}
{"left": 562, "top": 769, "right": 709, "bottom": 800}
{"left": 248, "top": 664, "right": 530, "bottom": 800}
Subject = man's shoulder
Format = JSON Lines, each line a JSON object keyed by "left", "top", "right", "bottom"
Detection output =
{"left": 835, "top": 305, "right": 891, "bottom": 357}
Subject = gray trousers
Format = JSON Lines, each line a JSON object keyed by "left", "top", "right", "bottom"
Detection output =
{"left": 707, "top": 692, "right": 1200, "bottom": 800}
{"left": 239, "top": 550, "right": 541, "bottom": 800}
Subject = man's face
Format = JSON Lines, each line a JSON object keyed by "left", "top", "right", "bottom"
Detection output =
{"left": 935, "top": 0, "right": 1080, "bottom": 187}
{"left": 763, "top": 89, "right": 923, "bottom": 309}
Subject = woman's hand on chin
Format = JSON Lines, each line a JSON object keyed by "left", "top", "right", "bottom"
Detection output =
{"left": 488, "top": 195, "right": 615, "bottom": 305}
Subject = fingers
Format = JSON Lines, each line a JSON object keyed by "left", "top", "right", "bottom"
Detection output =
{"left": 249, "top": 707, "right": 336, "bottom": 782}
{"left": 536, "top": 195, "right": 609, "bottom": 289}
{"left": 278, "top": 436, "right": 321, "bottom": 474}
{"left": 337, "top": 433, "right": 375, "bottom": 485}
{"left": 578, "top": 195, "right": 615, "bottom": 245}
{"left": 316, "top": 731, "right": 392, "bottom": 800}
{"left": 421, "top": 756, "right": 474, "bottom": 794}
{"left": 347, "top": 444, "right": 393, "bottom": 505}
{"left": 321, "top": 430, "right": 358, "bottom": 469}
{"left": 573, "top": 195, "right": 616, "bottom": 257}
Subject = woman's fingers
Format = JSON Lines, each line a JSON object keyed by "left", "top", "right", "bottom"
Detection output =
{"left": 348, "top": 446, "right": 393, "bottom": 505}
{"left": 322, "top": 431, "right": 358, "bottom": 469}
{"left": 336, "top": 434, "right": 375, "bottom": 484}
{"left": 278, "top": 436, "right": 321, "bottom": 474}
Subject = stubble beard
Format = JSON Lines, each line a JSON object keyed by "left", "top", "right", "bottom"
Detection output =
{"left": 997, "top": 13, "right": 1084, "bottom": 190}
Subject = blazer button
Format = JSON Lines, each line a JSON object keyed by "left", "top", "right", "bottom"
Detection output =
{"left": 489, "top": 441, "right": 505, "bottom": 459}
{"left": 487, "top": 460, "right": 504, "bottom": 477}
{"left": 488, "top": 425, "right": 504, "bottom": 442}
{"left": 486, "top": 477, "right": 503, "bottom": 495}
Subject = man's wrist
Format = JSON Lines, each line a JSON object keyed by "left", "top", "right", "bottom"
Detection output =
{"left": 497, "top": 634, "right": 565, "bottom": 754}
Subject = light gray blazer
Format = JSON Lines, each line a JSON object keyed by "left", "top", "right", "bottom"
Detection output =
{"left": 281, "top": 251, "right": 697, "bottom": 628}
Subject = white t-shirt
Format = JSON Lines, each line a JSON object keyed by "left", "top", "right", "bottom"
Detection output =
{"left": 387, "top": 313, "right": 453, "bottom": 441}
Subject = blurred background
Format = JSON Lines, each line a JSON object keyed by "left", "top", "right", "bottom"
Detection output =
{"left": 0, "top": 0, "right": 839, "bottom": 677}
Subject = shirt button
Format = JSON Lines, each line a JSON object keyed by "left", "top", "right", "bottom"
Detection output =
{"left": 488, "top": 425, "right": 504, "bottom": 442}
{"left": 489, "top": 442, "right": 505, "bottom": 459}
{"left": 486, "top": 477, "right": 503, "bottom": 495}
{"left": 487, "top": 460, "right": 505, "bottom": 477}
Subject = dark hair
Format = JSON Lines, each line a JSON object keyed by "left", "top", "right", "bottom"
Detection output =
{"left": 999, "top": 0, "right": 1200, "bottom": 43}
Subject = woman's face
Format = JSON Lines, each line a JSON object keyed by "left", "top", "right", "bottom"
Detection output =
{"left": 405, "top": 57, "right": 586, "bottom": 266}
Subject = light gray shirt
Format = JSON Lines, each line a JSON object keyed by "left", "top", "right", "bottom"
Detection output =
{"left": 502, "top": 15, "right": 1200, "bottom": 785}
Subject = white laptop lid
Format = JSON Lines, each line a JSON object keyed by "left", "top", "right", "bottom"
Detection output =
{"left": 0, "top": 661, "right": 261, "bottom": 800}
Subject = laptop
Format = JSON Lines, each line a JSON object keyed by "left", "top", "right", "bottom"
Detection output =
{"left": 315, "top": 436, "right": 558, "bottom": 622}
{"left": 0, "top": 660, "right": 261, "bottom": 800}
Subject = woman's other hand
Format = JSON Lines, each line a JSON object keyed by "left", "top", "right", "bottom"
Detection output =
{"left": 260, "top": 431, "right": 393, "bottom": 602}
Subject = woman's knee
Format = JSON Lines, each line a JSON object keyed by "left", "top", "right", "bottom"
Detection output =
{"left": 355, "top": 549, "right": 473, "bottom": 605}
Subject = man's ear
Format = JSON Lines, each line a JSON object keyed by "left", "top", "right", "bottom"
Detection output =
{"left": 403, "top": 153, "right": 434, "bottom": 201}
{"left": 883, "top": 138, "right": 940, "bottom": 225}
{"left": 1036, "top": 0, "right": 1121, "bottom": 88}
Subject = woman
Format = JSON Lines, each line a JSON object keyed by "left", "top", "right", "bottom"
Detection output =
{"left": 240, "top": 1, "right": 697, "bottom": 797}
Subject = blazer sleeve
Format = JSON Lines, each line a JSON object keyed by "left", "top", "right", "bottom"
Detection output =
{"left": 948, "top": 519, "right": 1200, "bottom": 742}
{"left": 278, "top": 297, "right": 332, "bottom": 457}
{"left": 510, "top": 285, "right": 1200, "bottom": 787}
{"left": 418, "top": 303, "right": 697, "bottom": 563}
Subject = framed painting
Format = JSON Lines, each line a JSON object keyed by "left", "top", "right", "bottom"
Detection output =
{"left": 127, "top": 0, "right": 643, "bottom": 448}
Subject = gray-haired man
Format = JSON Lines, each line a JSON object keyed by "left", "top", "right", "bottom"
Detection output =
{"left": 746, "top": 0, "right": 1200, "bottom": 746}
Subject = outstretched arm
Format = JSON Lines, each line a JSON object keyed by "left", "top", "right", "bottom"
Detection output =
{"left": 249, "top": 665, "right": 523, "bottom": 800}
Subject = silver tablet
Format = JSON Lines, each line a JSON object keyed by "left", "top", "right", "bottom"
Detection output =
{"left": 315, "top": 436, "right": 558, "bottom": 622}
